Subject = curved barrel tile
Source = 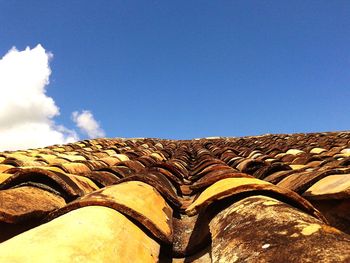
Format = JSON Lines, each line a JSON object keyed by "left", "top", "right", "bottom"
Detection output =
{"left": 0, "top": 164, "right": 14, "bottom": 173}
{"left": 0, "top": 206, "right": 160, "bottom": 263}
{"left": 303, "top": 174, "right": 350, "bottom": 200}
{"left": 114, "top": 160, "right": 146, "bottom": 172}
{"left": 100, "top": 156, "right": 122, "bottom": 166}
{"left": 190, "top": 172, "right": 253, "bottom": 192}
{"left": 0, "top": 173, "right": 12, "bottom": 184}
{"left": 115, "top": 153, "right": 130, "bottom": 161}
{"left": 150, "top": 166, "right": 183, "bottom": 186}
{"left": 209, "top": 195, "right": 350, "bottom": 262}
{"left": 0, "top": 168, "right": 91, "bottom": 200}
{"left": 277, "top": 168, "right": 348, "bottom": 194}
{"left": 236, "top": 159, "right": 266, "bottom": 174}
{"left": 191, "top": 164, "right": 234, "bottom": 181}
{"left": 83, "top": 171, "right": 120, "bottom": 186}
{"left": 53, "top": 162, "right": 91, "bottom": 175}
{"left": 116, "top": 173, "right": 181, "bottom": 208}
{"left": 186, "top": 177, "right": 325, "bottom": 222}
{"left": 97, "top": 166, "right": 133, "bottom": 178}
{"left": 302, "top": 174, "right": 350, "bottom": 234}
{"left": 68, "top": 173, "right": 100, "bottom": 193}
{"left": 191, "top": 159, "right": 226, "bottom": 177}
{"left": 263, "top": 169, "right": 301, "bottom": 184}
{"left": 48, "top": 181, "right": 173, "bottom": 244}
{"left": 0, "top": 186, "right": 65, "bottom": 223}
{"left": 253, "top": 162, "right": 292, "bottom": 179}
{"left": 2, "top": 156, "right": 44, "bottom": 167}
{"left": 152, "top": 162, "right": 186, "bottom": 183}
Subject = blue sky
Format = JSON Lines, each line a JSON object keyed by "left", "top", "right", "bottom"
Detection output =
{"left": 0, "top": 1, "right": 349, "bottom": 142}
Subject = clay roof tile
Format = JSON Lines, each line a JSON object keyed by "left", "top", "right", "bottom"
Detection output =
{"left": 0, "top": 131, "right": 350, "bottom": 261}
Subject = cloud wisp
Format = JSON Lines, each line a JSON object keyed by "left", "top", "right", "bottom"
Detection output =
{"left": 72, "top": 110, "right": 105, "bottom": 139}
{"left": 0, "top": 45, "right": 104, "bottom": 151}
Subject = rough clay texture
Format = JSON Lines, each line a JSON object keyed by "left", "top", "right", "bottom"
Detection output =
{"left": 1, "top": 131, "right": 350, "bottom": 262}
{"left": 209, "top": 195, "right": 350, "bottom": 263}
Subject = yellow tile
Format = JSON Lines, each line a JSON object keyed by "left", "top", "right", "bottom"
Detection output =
{"left": 289, "top": 165, "right": 306, "bottom": 170}
{"left": 0, "top": 173, "right": 12, "bottom": 184}
{"left": 150, "top": 152, "right": 165, "bottom": 161}
{"left": 286, "top": 149, "right": 304, "bottom": 155}
{"left": 79, "top": 181, "right": 173, "bottom": 242}
{"left": 0, "top": 164, "right": 14, "bottom": 173}
{"left": 186, "top": 178, "right": 270, "bottom": 215}
{"left": 310, "top": 148, "right": 326, "bottom": 154}
{"left": 304, "top": 174, "right": 350, "bottom": 199}
{"left": 0, "top": 206, "right": 160, "bottom": 262}
{"left": 115, "top": 154, "right": 130, "bottom": 162}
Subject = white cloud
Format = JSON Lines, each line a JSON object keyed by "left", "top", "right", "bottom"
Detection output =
{"left": 0, "top": 44, "right": 79, "bottom": 151}
{"left": 72, "top": 110, "right": 105, "bottom": 138}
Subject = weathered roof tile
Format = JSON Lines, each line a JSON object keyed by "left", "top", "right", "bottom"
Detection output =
{"left": 1, "top": 131, "right": 350, "bottom": 261}
{"left": 48, "top": 181, "right": 173, "bottom": 244}
{"left": 0, "top": 186, "right": 65, "bottom": 224}
{"left": 209, "top": 195, "right": 350, "bottom": 262}
{"left": 304, "top": 174, "right": 350, "bottom": 199}
{"left": 0, "top": 206, "right": 161, "bottom": 262}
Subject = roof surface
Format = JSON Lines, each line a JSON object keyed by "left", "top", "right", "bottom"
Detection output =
{"left": 0, "top": 132, "right": 350, "bottom": 262}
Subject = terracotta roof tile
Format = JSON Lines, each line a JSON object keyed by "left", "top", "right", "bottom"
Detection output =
{"left": 0, "top": 186, "right": 65, "bottom": 223}
{"left": 304, "top": 174, "right": 350, "bottom": 199}
{"left": 209, "top": 195, "right": 350, "bottom": 262}
{"left": 48, "top": 181, "right": 173, "bottom": 244}
{"left": 0, "top": 131, "right": 350, "bottom": 261}
{"left": 0, "top": 206, "right": 161, "bottom": 262}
